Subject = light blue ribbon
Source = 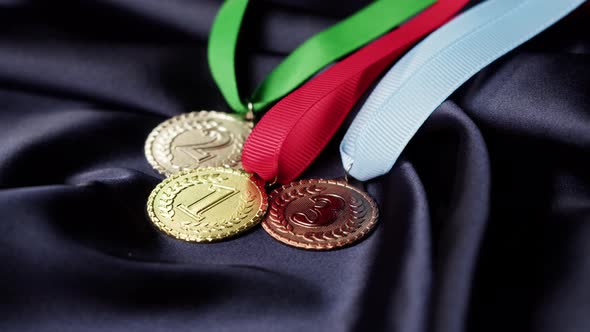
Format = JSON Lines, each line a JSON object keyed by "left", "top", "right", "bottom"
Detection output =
{"left": 340, "top": 0, "right": 586, "bottom": 181}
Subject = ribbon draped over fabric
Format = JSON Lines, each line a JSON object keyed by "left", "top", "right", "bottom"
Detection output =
{"left": 339, "top": 0, "right": 586, "bottom": 181}
{"left": 207, "top": 0, "right": 435, "bottom": 114}
{"left": 242, "top": 0, "right": 469, "bottom": 183}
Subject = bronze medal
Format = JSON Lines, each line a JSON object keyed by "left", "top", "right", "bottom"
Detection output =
{"left": 262, "top": 179, "right": 379, "bottom": 250}
{"left": 147, "top": 167, "right": 268, "bottom": 242}
{"left": 145, "top": 111, "right": 252, "bottom": 176}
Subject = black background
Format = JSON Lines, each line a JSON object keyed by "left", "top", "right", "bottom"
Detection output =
{"left": 1, "top": 1, "right": 589, "bottom": 331}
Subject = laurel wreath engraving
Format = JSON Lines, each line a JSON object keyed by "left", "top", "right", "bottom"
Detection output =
{"left": 157, "top": 173, "right": 256, "bottom": 235}
{"left": 268, "top": 185, "right": 367, "bottom": 243}
{"left": 152, "top": 113, "right": 244, "bottom": 172}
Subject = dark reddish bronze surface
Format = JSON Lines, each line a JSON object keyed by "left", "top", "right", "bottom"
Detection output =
{"left": 262, "top": 179, "right": 379, "bottom": 250}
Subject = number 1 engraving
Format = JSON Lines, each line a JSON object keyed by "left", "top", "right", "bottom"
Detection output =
{"left": 177, "top": 184, "right": 239, "bottom": 222}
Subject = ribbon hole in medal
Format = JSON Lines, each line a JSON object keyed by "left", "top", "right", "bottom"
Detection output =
{"left": 245, "top": 101, "right": 255, "bottom": 122}
{"left": 343, "top": 162, "right": 365, "bottom": 191}
{"left": 344, "top": 162, "right": 353, "bottom": 183}
{"left": 266, "top": 176, "right": 278, "bottom": 188}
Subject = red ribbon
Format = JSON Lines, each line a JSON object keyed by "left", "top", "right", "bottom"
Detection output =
{"left": 242, "top": 0, "right": 469, "bottom": 184}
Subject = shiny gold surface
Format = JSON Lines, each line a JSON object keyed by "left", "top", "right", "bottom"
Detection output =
{"left": 147, "top": 167, "right": 268, "bottom": 242}
{"left": 263, "top": 178, "right": 379, "bottom": 250}
{"left": 145, "top": 111, "right": 252, "bottom": 176}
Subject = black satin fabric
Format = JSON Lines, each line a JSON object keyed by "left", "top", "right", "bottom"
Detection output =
{"left": 1, "top": 1, "right": 589, "bottom": 331}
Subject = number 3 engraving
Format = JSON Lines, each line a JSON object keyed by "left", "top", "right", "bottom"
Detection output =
{"left": 289, "top": 194, "right": 346, "bottom": 227}
{"left": 177, "top": 184, "right": 239, "bottom": 221}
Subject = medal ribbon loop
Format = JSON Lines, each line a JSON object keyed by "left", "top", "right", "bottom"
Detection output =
{"left": 339, "top": 0, "right": 586, "bottom": 181}
{"left": 208, "top": 0, "right": 436, "bottom": 114}
{"left": 242, "top": 0, "right": 469, "bottom": 183}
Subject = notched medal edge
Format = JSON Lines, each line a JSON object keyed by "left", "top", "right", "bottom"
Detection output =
{"left": 144, "top": 110, "right": 253, "bottom": 177}
{"left": 261, "top": 178, "right": 380, "bottom": 251}
{"left": 146, "top": 167, "right": 269, "bottom": 243}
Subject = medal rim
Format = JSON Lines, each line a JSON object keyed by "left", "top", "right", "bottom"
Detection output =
{"left": 262, "top": 178, "right": 379, "bottom": 250}
{"left": 146, "top": 166, "right": 268, "bottom": 243}
{"left": 144, "top": 110, "right": 253, "bottom": 176}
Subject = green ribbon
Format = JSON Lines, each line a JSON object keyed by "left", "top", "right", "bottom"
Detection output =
{"left": 208, "top": 0, "right": 436, "bottom": 114}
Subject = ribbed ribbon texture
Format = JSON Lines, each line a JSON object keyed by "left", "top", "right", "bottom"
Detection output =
{"left": 340, "top": 0, "right": 587, "bottom": 181}
{"left": 242, "top": 0, "right": 469, "bottom": 183}
{"left": 208, "top": 0, "right": 435, "bottom": 113}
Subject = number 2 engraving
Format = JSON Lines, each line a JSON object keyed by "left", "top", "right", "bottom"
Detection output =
{"left": 175, "top": 130, "right": 233, "bottom": 166}
{"left": 177, "top": 184, "right": 239, "bottom": 222}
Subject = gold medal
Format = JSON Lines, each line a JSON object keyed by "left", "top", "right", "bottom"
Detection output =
{"left": 145, "top": 111, "right": 252, "bottom": 176}
{"left": 147, "top": 167, "right": 268, "bottom": 242}
{"left": 262, "top": 179, "right": 379, "bottom": 250}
